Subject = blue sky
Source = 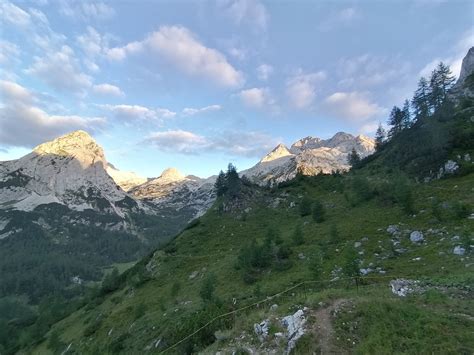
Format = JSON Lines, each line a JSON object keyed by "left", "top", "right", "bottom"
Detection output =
{"left": 0, "top": 0, "right": 473, "bottom": 177}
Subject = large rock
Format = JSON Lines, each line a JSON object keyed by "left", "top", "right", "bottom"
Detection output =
{"left": 453, "top": 246, "right": 466, "bottom": 256}
{"left": 253, "top": 319, "right": 270, "bottom": 341}
{"left": 410, "top": 231, "right": 424, "bottom": 243}
{"left": 390, "top": 279, "right": 419, "bottom": 297}
{"left": 281, "top": 309, "right": 306, "bottom": 354}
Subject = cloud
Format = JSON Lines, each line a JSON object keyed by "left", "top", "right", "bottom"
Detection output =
{"left": 93, "top": 83, "right": 125, "bottom": 97}
{"left": 256, "top": 64, "right": 273, "bottom": 81}
{"left": 0, "top": 1, "right": 31, "bottom": 27}
{"left": 337, "top": 54, "right": 412, "bottom": 89}
{"left": 0, "top": 40, "right": 20, "bottom": 65}
{"left": 238, "top": 87, "right": 274, "bottom": 109}
{"left": 324, "top": 91, "right": 385, "bottom": 121}
{"left": 319, "top": 7, "right": 361, "bottom": 31}
{"left": 26, "top": 45, "right": 92, "bottom": 93}
{"left": 59, "top": 0, "right": 115, "bottom": 21}
{"left": 182, "top": 105, "right": 222, "bottom": 116}
{"left": 420, "top": 29, "right": 474, "bottom": 80}
{"left": 101, "top": 104, "right": 176, "bottom": 121}
{"left": 286, "top": 71, "right": 326, "bottom": 109}
{"left": 218, "top": 0, "right": 269, "bottom": 30}
{"left": 145, "top": 129, "right": 278, "bottom": 157}
{"left": 146, "top": 130, "right": 207, "bottom": 154}
{"left": 0, "top": 80, "right": 104, "bottom": 147}
{"left": 107, "top": 26, "right": 244, "bottom": 88}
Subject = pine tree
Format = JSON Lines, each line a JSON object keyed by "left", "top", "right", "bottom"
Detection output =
{"left": 347, "top": 148, "right": 361, "bottom": 167}
{"left": 311, "top": 200, "right": 326, "bottom": 223}
{"left": 429, "top": 62, "right": 455, "bottom": 111}
{"left": 292, "top": 224, "right": 305, "bottom": 246}
{"left": 299, "top": 195, "right": 312, "bottom": 216}
{"left": 401, "top": 99, "right": 411, "bottom": 129}
{"left": 199, "top": 273, "right": 217, "bottom": 303}
{"left": 412, "top": 76, "right": 431, "bottom": 120}
{"left": 387, "top": 105, "right": 404, "bottom": 139}
{"left": 374, "top": 123, "right": 386, "bottom": 151}
{"left": 226, "top": 163, "right": 241, "bottom": 198}
{"left": 214, "top": 170, "right": 227, "bottom": 197}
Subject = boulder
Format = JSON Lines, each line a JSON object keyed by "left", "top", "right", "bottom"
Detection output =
{"left": 386, "top": 225, "right": 399, "bottom": 235}
{"left": 453, "top": 246, "right": 466, "bottom": 256}
{"left": 390, "top": 279, "right": 418, "bottom": 297}
{"left": 281, "top": 309, "right": 306, "bottom": 354}
{"left": 254, "top": 319, "right": 270, "bottom": 341}
{"left": 410, "top": 231, "right": 424, "bottom": 243}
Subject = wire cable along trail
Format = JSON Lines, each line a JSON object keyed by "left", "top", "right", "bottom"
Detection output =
{"left": 158, "top": 274, "right": 415, "bottom": 354}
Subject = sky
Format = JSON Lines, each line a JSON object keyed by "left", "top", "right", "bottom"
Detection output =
{"left": 0, "top": 0, "right": 473, "bottom": 178}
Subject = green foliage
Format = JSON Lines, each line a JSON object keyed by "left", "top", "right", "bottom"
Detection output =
{"left": 347, "top": 148, "right": 361, "bottom": 167}
{"left": 101, "top": 268, "right": 120, "bottom": 294}
{"left": 342, "top": 244, "right": 359, "bottom": 278}
{"left": 299, "top": 195, "right": 312, "bottom": 216}
{"left": 311, "top": 200, "right": 326, "bottom": 223}
{"left": 308, "top": 253, "right": 323, "bottom": 282}
{"left": 171, "top": 281, "right": 181, "bottom": 299}
{"left": 292, "top": 224, "right": 305, "bottom": 246}
{"left": 200, "top": 273, "right": 217, "bottom": 303}
{"left": 47, "top": 330, "right": 65, "bottom": 353}
{"left": 134, "top": 303, "right": 147, "bottom": 320}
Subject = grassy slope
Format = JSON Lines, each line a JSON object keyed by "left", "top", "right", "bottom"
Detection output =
{"left": 30, "top": 169, "right": 474, "bottom": 354}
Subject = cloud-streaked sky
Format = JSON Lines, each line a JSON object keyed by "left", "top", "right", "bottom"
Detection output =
{"left": 1, "top": 0, "right": 472, "bottom": 177}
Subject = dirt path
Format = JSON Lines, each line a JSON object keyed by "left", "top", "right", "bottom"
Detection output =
{"left": 310, "top": 299, "right": 350, "bottom": 354}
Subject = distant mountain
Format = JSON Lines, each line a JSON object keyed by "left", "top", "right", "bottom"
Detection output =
{"left": 129, "top": 167, "right": 216, "bottom": 220}
{"left": 243, "top": 132, "right": 375, "bottom": 185}
{"left": 106, "top": 163, "right": 148, "bottom": 192}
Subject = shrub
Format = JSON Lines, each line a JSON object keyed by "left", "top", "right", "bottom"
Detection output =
{"left": 299, "top": 196, "right": 312, "bottom": 216}
{"left": 312, "top": 201, "right": 326, "bottom": 223}
{"left": 292, "top": 225, "right": 305, "bottom": 246}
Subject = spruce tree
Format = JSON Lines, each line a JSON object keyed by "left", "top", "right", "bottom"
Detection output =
{"left": 374, "top": 123, "right": 386, "bottom": 151}
{"left": 429, "top": 62, "right": 455, "bottom": 111}
{"left": 401, "top": 99, "right": 411, "bottom": 129}
{"left": 412, "top": 76, "right": 430, "bottom": 120}
{"left": 312, "top": 200, "right": 326, "bottom": 223}
{"left": 292, "top": 224, "right": 305, "bottom": 246}
{"left": 347, "top": 148, "right": 361, "bottom": 167}
{"left": 214, "top": 170, "right": 227, "bottom": 197}
{"left": 299, "top": 195, "right": 312, "bottom": 216}
{"left": 226, "top": 163, "right": 241, "bottom": 198}
{"left": 387, "top": 105, "right": 404, "bottom": 139}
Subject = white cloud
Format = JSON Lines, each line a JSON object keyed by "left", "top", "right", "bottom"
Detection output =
{"left": 0, "top": 2, "right": 31, "bottom": 27}
{"left": 0, "top": 40, "right": 20, "bottom": 65}
{"left": 319, "top": 7, "right": 361, "bottom": 31}
{"left": 239, "top": 87, "right": 274, "bottom": 109}
{"left": 337, "top": 54, "right": 412, "bottom": 89}
{"left": 93, "top": 83, "right": 125, "bottom": 97}
{"left": 101, "top": 104, "right": 176, "bottom": 121}
{"left": 146, "top": 130, "right": 207, "bottom": 154}
{"left": 286, "top": 71, "right": 326, "bottom": 109}
{"left": 182, "top": 105, "right": 222, "bottom": 116}
{"left": 0, "top": 80, "right": 104, "bottom": 147}
{"left": 59, "top": 0, "right": 115, "bottom": 21}
{"left": 256, "top": 64, "right": 273, "bottom": 81}
{"left": 228, "top": 47, "right": 247, "bottom": 61}
{"left": 324, "top": 91, "right": 385, "bottom": 121}
{"left": 145, "top": 129, "right": 278, "bottom": 157}
{"left": 26, "top": 45, "right": 92, "bottom": 93}
{"left": 420, "top": 29, "right": 474, "bottom": 80}
{"left": 107, "top": 26, "right": 243, "bottom": 88}
{"left": 218, "top": 0, "right": 269, "bottom": 30}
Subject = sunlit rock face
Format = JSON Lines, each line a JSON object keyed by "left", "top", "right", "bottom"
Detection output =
{"left": 242, "top": 132, "right": 375, "bottom": 185}
{"left": 0, "top": 130, "right": 131, "bottom": 213}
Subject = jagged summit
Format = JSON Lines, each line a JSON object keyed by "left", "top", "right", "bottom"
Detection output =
{"left": 291, "top": 136, "right": 322, "bottom": 152}
{"left": 261, "top": 144, "right": 293, "bottom": 163}
{"left": 159, "top": 167, "right": 185, "bottom": 182}
{"left": 33, "top": 130, "right": 105, "bottom": 166}
{"left": 456, "top": 46, "right": 474, "bottom": 86}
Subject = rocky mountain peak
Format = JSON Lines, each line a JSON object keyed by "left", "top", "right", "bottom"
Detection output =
{"left": 158, "top": 167, "right": 185, "bottom": 183}
{"left": 291, "top": 136, "right": 322, "bottom": 151}
{"left": 261, "top": 143, "right": 293, "bottom": 163}
{"left": 33, "top": 130, "right": 106, "bottom": 166}
{"left": 456, "top": 46, "right": 474, "bottom": 87}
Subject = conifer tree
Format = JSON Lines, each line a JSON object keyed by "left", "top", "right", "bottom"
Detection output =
{"left": 401, "top": 99, "right": 411, "bottom": 129}
{"left": 226, "top": 163, "right": 241, "bottom": 198}
{"left": 312, "top": 200, "right": 326, "bottom": 223}
{"left": 429, "top": 62, "right": 455, "bottom": 111}
{"left": 374, "top": 123, "right": 386, "bottom": 151}
{"left": 292, "top": 224, "right": 305, "bottom": 246}
{"left": 412, "top": 76, "right": 431, "bottom": 120}
{"left": 214, "top": 170, "right": 227, "bottom": 197}
{"left": 387, "top": 105, "right": 404, "bottom": 139}
{"left": 347, "top": 148, "right": 361, "bottom": 166}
